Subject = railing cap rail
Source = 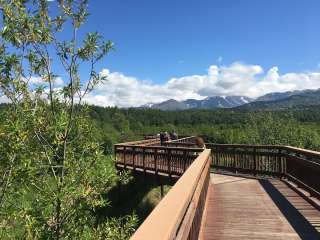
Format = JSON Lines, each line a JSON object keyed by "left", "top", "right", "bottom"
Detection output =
{"left": 168, "top": 136, "right": 196, "bottom": 143}
{"left": 130, "top": 149, "right": 211, "bottom": 240}
{"left": 207, "top": 143, "right": 320, "bottom": 156}
{"left": 114, "top": 139, "right": 159, "bottom": 146}
{"left": 282, "top": 146, "right": 320, "bottom": 157}
{"left": 115, "top": 145, "right": 204, "bottom": 152}
{"left": 207, "top": 143, "right": 284, "bottom": 148}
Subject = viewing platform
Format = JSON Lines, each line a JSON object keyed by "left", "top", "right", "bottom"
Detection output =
{"left": 114, "top": 137, "right": 320, "bottom": 240}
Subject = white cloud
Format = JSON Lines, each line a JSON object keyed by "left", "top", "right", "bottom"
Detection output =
{"left": 82, "top": 62, "right": 320, "bottom": 107}
{"left": 29, "top": 76, "right": 64, "bottom": 86}
{"left": 0, "top": 95, "right": 10, "bottom": 104}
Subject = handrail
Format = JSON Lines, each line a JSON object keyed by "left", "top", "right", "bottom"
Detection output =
{"left": 115, "top": 145, "right": 204, "bottom": 176}
{"left": 207, "top": 143, "right": 320, "bottom": 197}
{"left": 130, "top": 149, "right": 211, "bottom": 240}
{"left": 283, "top": 145, "right": 320, "bottom": 159}
{"left": 163, "top": 142, "right": 199, "bottom": 148}
{"left": 115, "top": 138, "right": 159, "bottom": 146}
{"left": 115, "top": 145, "right": 203, "bottom": 151}
{"left": 169, "top": 136, "right": 197, "bottom": 144}
{"left": 115, "top": 136, "right": 196, "bottom": 147}
{"left": 206, "top": 143, "right": 284, "bottom": 149}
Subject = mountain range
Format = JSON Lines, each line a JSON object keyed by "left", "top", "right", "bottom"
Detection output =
{"left": 139, "top": 89, "right": 320, "bottom": 110}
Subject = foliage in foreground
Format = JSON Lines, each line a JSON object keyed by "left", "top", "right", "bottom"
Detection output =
{"left": 0, "top": 0, "right": 137, "bottom": 239}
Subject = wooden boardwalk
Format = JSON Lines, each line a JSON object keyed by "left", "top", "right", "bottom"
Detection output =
{"left": 201, "top": 174, "right": 320, "bottom": 240}
{"left": 117, "top": 139, "right": 320, "bottom": 239}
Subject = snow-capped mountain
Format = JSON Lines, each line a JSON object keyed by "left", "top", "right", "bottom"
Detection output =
{"left": 138, "top": 89, "right": 320, "bottom": 111}
{"left": 140, "top": 96, "right": 253, "bottom": 110}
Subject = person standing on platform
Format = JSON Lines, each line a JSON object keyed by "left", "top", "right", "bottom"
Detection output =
{"left": 160, "top": 132, "right": 165, "bottom": 145}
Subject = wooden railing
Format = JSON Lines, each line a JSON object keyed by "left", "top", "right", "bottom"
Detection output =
{"left": 207, "top": 144, "right": 320, "bottom": 197}
{"left": 144, "top": 134, "right": 159, "bottom": 140}
{"left": 283, "top": 146, "right": 320, "bottom": 197}
{"left": 163, "top": 136, "right": 198, "bottom": 148}
{"left": 131, "top": 149, "right": 211, "bottom": 240}
{"left": 170, "top": 136, "right": 197, "bottom": 144}
{"left": 207, "top": 144, "right": 285, "bottom": 176}
{"left": 114, "top": 137, "right": 320, "bottom": 239}
{"left": 163, "top": 142, "right": 199, "bottom": 148}
{"left": 115, "top": 145, "right": 203, "bottom": 176}
{"left": 115, "top": 138, "right": 160, "bottom": 147}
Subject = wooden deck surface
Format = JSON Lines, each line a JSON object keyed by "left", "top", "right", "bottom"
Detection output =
{"left": 201, "top": 174, "right": 320, "bottom": 240}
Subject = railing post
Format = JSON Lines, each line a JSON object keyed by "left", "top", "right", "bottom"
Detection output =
{"left": 215, "top": 145, "right": 219, "bottom": 166}
{"left": 132, "top": 146, "right": 136, "bottom": 171}
{"left": 253, "top": 148, "right": 257, "bottom": 175}
{"left": 232, "top": 146, "right": 236, "bottom": 170}
{"left": 279, "top": 147, "right": 285, "bottom": 178}
{"left": 142, "top": 147, "right": 146, "bottom": 175}
{"left": 155, "top": 148, "right": 158, "bottom": 175}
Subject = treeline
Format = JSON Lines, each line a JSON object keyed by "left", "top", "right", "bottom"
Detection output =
{"left": 89, "top": 106, "right": 320, "bottom": 151}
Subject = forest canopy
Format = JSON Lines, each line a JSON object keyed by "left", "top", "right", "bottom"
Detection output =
{"left": 88, "top": 106, "right": 320, "bottom": 151}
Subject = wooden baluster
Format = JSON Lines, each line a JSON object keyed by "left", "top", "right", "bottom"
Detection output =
{"left": 155, "top": 148, "right": 158, "bottom": 175}
{"left": 232, "top": 147, "right": 236, "bottom": 170}
{"left": 253, "top": 148, "right": 257, "bottom": 175}
{"left": 142, "top": 147, "right": 146, "bottom": 174}
{"left": 132, "top": 146, "right": 136, "bottom": 171}
{"left": 216, "top": 145, "right": 220, "bottom": 166}
{"left": 278, "top": 148, "right": 283, "bottom": 177}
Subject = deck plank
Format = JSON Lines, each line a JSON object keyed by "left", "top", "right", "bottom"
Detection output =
{"left": 201, "top": 174, "right": 320, "bottom": 240}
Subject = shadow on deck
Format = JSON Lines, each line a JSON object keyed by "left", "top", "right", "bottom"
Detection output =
{"left": 201, "top": 174, "right": 320, "bottom": 240}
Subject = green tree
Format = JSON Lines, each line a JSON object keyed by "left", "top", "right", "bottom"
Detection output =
{"left": 0, "top": 0, "right": 136, "bottom": 239}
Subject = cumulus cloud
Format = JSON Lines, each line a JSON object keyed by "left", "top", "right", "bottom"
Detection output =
{"left": 81, "top": 61, "right": 320, "bottom": 107}
{"left": 29, "top": 76, "right": 64, "bottom": 86}
{"left": 0, "top": 95, "right": 10, "bottom": 104}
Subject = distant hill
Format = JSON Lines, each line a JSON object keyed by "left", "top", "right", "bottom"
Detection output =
{"left": 255, "top": 89, "right": 317, "bottom": 102}
{"left": 139, "top": 89, "right": 320, "bottom": 111}
{"left": 148, "top": 99, "right": 189, "bottom": 111}
{"left": 238, "top": 89, "right": 320, "bottom": 110}
{"left": 184, "top": 96, "right": 252, "bottom": 109}
{"left": 141, "top": 96, "right": 252, "bottom": 111}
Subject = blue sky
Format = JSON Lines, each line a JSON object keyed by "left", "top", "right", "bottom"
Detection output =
{"left": 82, "top": 0, "right": 320, "bottom": 82}
{"left": 4, "top": 0, "right": 319, "bottom": 107}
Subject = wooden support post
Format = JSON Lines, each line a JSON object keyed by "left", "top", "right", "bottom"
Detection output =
{"left": 155, "top": 173, "right": 164, "bottom": 198}
{"left": 168, "top": 149, "right": 172, "bottom": 178}
{"left": 160, "top": 181, "right": 164, "bottom": 198}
